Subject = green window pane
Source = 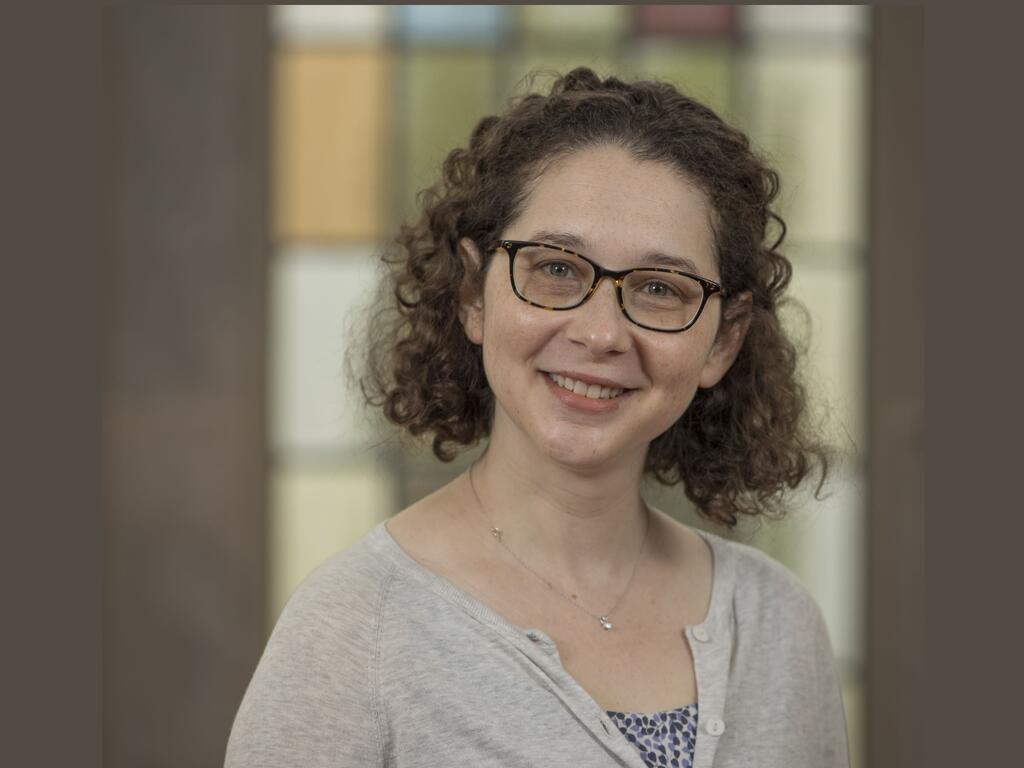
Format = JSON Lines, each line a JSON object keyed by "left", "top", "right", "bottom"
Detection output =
{"left": 400, "top": 50, "right": 501, "bottom": 220}
{"left": 506, "top": 46, "right": 621, "bottom": 97}
{"left": 627, "top": 43, "right": 734, "bottom": 119}
{"left": 519, "top": 5, "right": 627, "bottom": 45}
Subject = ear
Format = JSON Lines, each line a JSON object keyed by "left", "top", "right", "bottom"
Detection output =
{"left": 698, "top": 291, "right": 753, "bottom": 389}
{"left": 456, "top": 237, "right": 485, "bottom": 345}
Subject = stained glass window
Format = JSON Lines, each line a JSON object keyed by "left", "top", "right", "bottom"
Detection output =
{"left": 268, "top": 9, "right": 870, "bottom": 765}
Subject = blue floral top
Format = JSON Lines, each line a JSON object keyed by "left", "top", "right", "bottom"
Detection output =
{"left": 606, "top": 703, "right": 698, "bottom": 768}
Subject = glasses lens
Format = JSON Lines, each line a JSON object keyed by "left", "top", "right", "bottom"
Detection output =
{"left": 512, "top": 245, "right": 595, "bottom": 308}
{"left": 622, "top": 270, "right": 705, "bottom": 331}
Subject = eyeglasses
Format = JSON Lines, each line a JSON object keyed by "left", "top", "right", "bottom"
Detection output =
{"left": 492, "top": 240, "right": 724, "bottom": 333}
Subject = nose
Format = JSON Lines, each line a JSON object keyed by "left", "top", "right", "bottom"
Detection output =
{"left": 564, "top": 278, "right": 632, "bottom": 356}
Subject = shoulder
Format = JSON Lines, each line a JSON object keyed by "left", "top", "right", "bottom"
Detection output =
{"left": 285, "top": 524, "right": 399, "bottom": 609}
{"left": 225, "top": 525, "right": 396, "bottom": 767}
{"left": 702, "top": 529, "right": 830, "bottom": 640}
{"left": 700, "top": 531, "right": 849, "bottom": 764}
{"left": 270, "top": 524, "right": 399, "bottom": 658}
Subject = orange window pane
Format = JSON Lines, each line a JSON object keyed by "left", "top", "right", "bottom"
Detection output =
{"left": 273, "top": 48, "right": 390, "bottom": 241}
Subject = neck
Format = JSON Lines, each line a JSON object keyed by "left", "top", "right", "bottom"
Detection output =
{"left": 467, "top": 433, "right": 651, "bottom": 590}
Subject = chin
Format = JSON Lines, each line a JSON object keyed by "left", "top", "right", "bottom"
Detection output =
{"left": 544, "top": 448, "right": 615, "bottom": 474}
{"left": 533, "top": 422, "right": 628, "bottom": 472}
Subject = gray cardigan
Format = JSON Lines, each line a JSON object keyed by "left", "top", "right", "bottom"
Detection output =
{"left": 225, "top": 520, "right": 850, "bottom": 767}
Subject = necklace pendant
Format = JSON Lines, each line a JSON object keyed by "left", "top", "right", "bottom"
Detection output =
{"left": 490, "top": 527, "right": 503, "bottom": 543}
{"left": 600, "top": 616, "right": 613, "bottom": 630}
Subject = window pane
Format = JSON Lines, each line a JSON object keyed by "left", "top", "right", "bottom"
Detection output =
{"left": 396, "top": 5, "right": 506, "bottom": 45}
{"left": 401, "top": 50, "right": 500, "bottom": 218}
{"left": 270, "top": 245, "right": 383, "bottom": 454}
{"left": 741, "top": 5, "right": 869, "bottom": 43}
{"left": 271, "top": 5, "right": 388, "bottom": 44}
{"left": 520, "top": 5, "right": 627, "bottom": 44}
{"left": 736, "top": 45, "right": 868, "bottom": 247}
{"left": 628, "top": 42, "right": 733, "bottom": 118}
{"left": 273, "top": 49, "right": 390, "bottom": 240}
{"left": 268, "top": 461, "right": 395, "bottom": 628}
{"left": 634, "top": 4, "right": 737, "bottom": 39}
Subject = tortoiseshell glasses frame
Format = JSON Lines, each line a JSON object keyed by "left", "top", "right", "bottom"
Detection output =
{"left": 491, "top": 239, "right": 724, "bottom": 333}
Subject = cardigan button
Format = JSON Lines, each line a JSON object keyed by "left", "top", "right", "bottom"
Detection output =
{"left": 526, "top": 631, "right": 541, "bottom": 642}
{"left": 692, "top": 626, "right": 710, "bottom": 642}
{"left": 705, "top": 718, "right": 725, "bottom": 736}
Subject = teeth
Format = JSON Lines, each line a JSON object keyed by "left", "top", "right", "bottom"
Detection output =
{"left": 546, "top": 373, "right": 624, "bottom": 400}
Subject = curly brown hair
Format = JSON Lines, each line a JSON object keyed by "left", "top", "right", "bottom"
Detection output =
{"left": 357, "top": 67, "right": 830, "bottom": 529}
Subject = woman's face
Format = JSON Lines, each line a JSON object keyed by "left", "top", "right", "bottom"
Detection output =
{"left": 459, "top": 144, "right": 748, "bottom": 473}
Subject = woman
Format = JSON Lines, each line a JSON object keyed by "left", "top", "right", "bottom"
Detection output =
{"left": 226, "top": 68, "right": 849, "bottom": 768}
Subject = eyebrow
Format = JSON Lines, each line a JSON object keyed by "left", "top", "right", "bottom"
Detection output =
{"left": 527, "top": 229, "right": 704, "bottom": 275}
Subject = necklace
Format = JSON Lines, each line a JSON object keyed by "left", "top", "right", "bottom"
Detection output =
{"left": 467, "top": 462, "right": 650, "bottom": 631}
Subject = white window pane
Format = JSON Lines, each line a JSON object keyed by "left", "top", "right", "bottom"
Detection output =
{"left": 742, "top": 5, "right": 869, "bottom": 42}
{"left": 758, "top": 459, "right": 866, "bottom": 663}
{"left": 270, "top": 245, "right": 383, "bottom": 455}
{"left": 271, "top": 5, "right": 387, "bottom": 44}
{"left": 739, "top": 46, "right": 868, "bottom": 248}
{"left": 268, "top": 461, "right": 394, "bottom": 628}
{"left": 786, "top": 252, "right": 867, "bottom": 454}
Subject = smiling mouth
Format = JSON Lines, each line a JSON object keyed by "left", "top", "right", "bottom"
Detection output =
{"left": 545, "top": 372, "right": 628, "bottom": 400}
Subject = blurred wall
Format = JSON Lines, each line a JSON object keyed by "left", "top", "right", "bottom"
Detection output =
{"left": 267, "top": 4, "right": 870, "bottom": 765}
{"left": 868, "top": 7, "right": 924, "bottom": 767}
{"left": 103, "top": 6, "right": 268, "bottom": 768}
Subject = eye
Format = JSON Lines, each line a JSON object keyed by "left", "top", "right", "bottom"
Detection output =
{"left": 640, "top": 280, "right": 680, "bottom": 298}
{"left": 540, "top": 260, "right": 576, "bottom": 278}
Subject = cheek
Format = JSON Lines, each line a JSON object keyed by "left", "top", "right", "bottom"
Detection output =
{"left": 479, "top": 304, "right": 542, "bottom": 389}
{"left": 481, "top": 286, "right": 558, "bottom": 362}
{"left": 645, "top": 341, "right": 712, "bottom": 408}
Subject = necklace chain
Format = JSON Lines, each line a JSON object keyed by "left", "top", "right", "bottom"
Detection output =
{"left": 467, "top": 462, "right": 650, "bottom": 631}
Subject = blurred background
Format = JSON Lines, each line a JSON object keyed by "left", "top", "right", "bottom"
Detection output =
{"left": 104, "top": 5, "right": 923, "bottom": 768}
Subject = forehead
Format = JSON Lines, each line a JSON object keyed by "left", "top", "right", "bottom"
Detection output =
{"left": 510, "top": 144, "right": 717, "bottom": 274}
